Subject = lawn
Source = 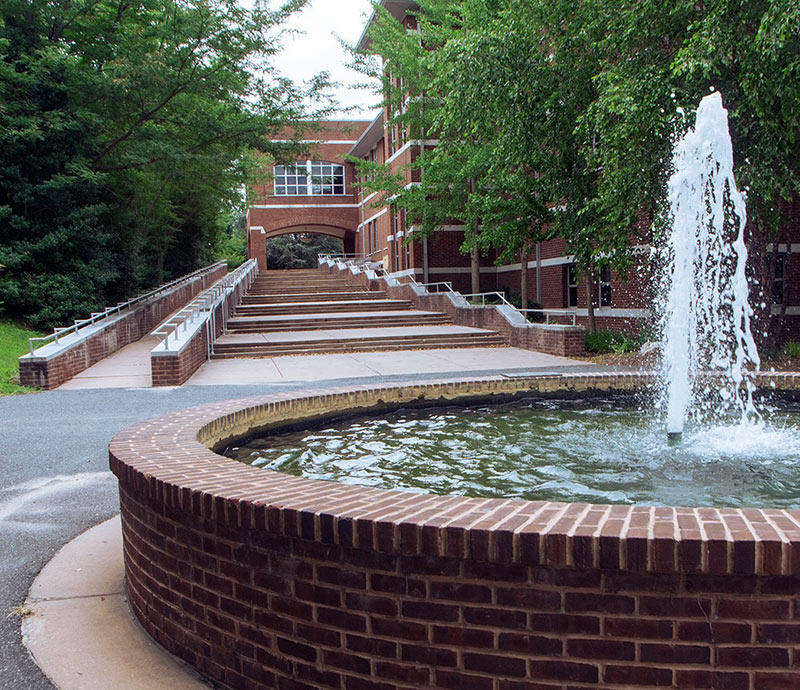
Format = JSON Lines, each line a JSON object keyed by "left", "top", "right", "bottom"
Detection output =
{"left": 0, "top": 320, "right": 44, "bottom": 395}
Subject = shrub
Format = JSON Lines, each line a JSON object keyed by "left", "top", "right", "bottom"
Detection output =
{"left": 585, "top": 330, "right": 642, "bottom": 354}
{"left": 782, "top": 341, "right": 800, "bottom": 359}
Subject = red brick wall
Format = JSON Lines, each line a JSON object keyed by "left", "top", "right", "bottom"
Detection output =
{"left": 322, "top": 262, "right": 586, "bottom": 357}
{"left": 19, "top": 264, "right": 228, "bottom": 389}
{"left": 111, "top": 376, "right": 800, "bottom": 690}
{"left": 150, "top": 282, "right": 236, "bottom": 387}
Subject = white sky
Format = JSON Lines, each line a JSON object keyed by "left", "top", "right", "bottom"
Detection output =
{"left": 271, "top": 0, "right": 381, "bottom": 121}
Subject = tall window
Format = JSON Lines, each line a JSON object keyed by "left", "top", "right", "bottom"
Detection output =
{"left": 566, "top": 264, "right": 579, "bottom": 307}
{"left": 772, "top": 253, "right": 788, "bottom": 305}
{"left": 273, "top": 161, "right": 345, "bottom": 196}
{"left": 598, "top": 265, "right": 612, "bottom": 306}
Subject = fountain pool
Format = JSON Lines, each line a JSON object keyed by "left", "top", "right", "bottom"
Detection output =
{"left": 110, "top": 374, "right": 800, "bottom": 690}
{"left": 107, "top": 93, "right": 800, "bottom": 690}
{"left": 225, "top": 396, "right": 800, "bottom": 509}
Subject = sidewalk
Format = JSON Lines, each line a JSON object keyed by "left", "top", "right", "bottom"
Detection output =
{"left": 59, "top": 339, "right": 591, "bottom": 389}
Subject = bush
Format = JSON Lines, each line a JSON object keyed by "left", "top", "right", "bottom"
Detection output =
{"left": 782, "top": 341, "right": 800, "bottom": 359}
{"left": 585, "top": 330, "right": 642, "bottom": 354}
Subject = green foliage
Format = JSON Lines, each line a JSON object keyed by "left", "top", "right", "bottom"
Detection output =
{"left": 585, "top": 330, "right": 643, "bottom": 355}
{"left": 782, "top": 341, "right": 800, "bottom": 360}
{"left": 0, "top": 0, "right": 325, "bottom": 329}
{"left": 267, "top": 234, "right": 343, "bottom": 270}
{"left": 216, "top": 214, "right": 248, "bottom": 270}
{"left": 351, "top": 0, "right": 800, "bottom": 298}
{"left": 0, "top": 320, "right": 43, "bottom": 394}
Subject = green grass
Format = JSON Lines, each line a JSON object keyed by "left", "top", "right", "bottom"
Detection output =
{"left": 585, "top": 329, "right": 643, "bottom": 354}
{"left": 0, "top": 320, "right": 44, "bottom": 395}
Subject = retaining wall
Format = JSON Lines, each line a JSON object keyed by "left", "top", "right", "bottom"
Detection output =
{"left": 319, "top": 261, "right": 586, "bottom": 358}
{"left": 19, "top": 263, "right": 228, "bottom": 389}
{"left": 149, "top": 301, "right": 223, "bottom": 387}
{"left": 110, "top": 373, "right": 800, "bottom": 690}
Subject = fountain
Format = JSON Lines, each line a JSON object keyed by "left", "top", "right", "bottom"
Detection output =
{"left": 222, "top": 94, "right": 800, "bottom": 512}
{"left": 107, "top": 93, "right": 800, "bottom": 689}
{"left": 661, "top": 91, "right": 761, "bottom": 438}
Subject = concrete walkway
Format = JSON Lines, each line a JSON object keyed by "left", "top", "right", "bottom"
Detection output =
{"left": 24, "top": 516, "right": 208, "bottom": 689}
{"left": 59, "top": 336, "right": 587, "bottom": 389}
{"left": 16, "top": 307, "right": 605, "bottom": 690}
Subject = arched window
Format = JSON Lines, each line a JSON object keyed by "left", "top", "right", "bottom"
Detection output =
{"left": 273, "top": 161, "right": 345, "bottom": 196}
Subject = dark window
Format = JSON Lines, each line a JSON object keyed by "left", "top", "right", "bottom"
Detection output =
{"left": 567, "top": 264, "right": 579, "bottom": 307}
{"left": 599, "top": 265, "right": 612, "bottom": 306}
{"left": 772, "top": 253, "right": 787, "bottom": 305}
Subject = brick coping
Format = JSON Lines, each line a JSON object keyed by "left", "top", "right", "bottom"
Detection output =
{"left": 109, "top": 371, "right": 800, "bottom": 577}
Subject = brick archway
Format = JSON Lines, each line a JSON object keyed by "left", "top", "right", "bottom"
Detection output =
{"left": 262, "top": 223, "right": 350, "bottom": 242}
{"left": 248, "top": 222, "right": 356, "bottom": 270}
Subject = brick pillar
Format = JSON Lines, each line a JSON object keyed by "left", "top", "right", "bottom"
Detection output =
{"left": 343, "top": 231, "right": 356, "bottom": 256}
{"left": 248, "top": 226, "right": 266, "bottom": 270}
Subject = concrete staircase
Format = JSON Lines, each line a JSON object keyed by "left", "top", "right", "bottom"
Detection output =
{"left": 212, "top": 269, "right": 507, "bottom": 358}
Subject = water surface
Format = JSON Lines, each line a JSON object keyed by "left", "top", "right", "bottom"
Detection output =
{"left": 224, "top": 399, "right": 800, "bottom": 508}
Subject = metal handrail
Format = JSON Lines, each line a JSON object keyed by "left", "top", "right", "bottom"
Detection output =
{"left": 152, "top": 259, "right": 258, "bottom": 353}
{"left": 518, "top": 309, "right": 578, "bottom": 326}
{"left": 414, "top": 281, "right": 455, "bottom": 293}
{"left": 27, "top": 260, "right": 227, "bottom": 356}
{"left": 319, "top": 249, "right": 384, "bottom": 264}
{"left": 327, "top": 255, "right": 580, "bottom": 329}
{"left": 460, "top": 292, "right": 516, "bottom": 308}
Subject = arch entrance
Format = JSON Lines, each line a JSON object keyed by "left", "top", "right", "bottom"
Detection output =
{"left": 248, "top": 223, "right": 356, "bottom": 271}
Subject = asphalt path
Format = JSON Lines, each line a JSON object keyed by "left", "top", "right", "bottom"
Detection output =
{"left": 0, "top": 365, "right": 601, "bottom": 689}
{"left": 0, "top": 382, "right": 333, "bottom": 690}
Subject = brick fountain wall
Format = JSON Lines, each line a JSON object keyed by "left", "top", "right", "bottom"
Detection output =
{"left": 110, "top": 374, "right": 800, "bottom": 690}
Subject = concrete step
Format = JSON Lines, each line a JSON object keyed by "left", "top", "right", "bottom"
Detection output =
{"left": 249, "top": 280, "right": 355, "bottom": 288}
{"left": 226, "top": 311, "right": 451, "bottom": 333}
{"left": 234, "top": 299, "right": 413, "bottom": 316}
{"left": 211, "top": 332, "right": 506, "bottom": 358}
{"left": 242, "top": 291, "right": 387, "bottom": 303}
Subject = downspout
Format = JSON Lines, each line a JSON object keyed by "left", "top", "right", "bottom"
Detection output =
{"left": 536, "top": 241, "right": 542, "bottom": 304}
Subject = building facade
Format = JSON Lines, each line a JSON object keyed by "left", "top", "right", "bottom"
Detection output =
{"left": 246, "top": 120, "right": 372, "bottom": 271}
{"left": 246, "top": 1, "right": 800, "bottom": 343}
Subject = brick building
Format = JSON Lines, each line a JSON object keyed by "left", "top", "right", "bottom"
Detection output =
{"left": 246, "top": 120, "right": 372, "bottom": 271}
{"left": 246, "top": 1, "right": 800, "bottom": 342}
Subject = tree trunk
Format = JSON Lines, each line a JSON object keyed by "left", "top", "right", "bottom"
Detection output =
{"left": 470, "top": 244, "right": 480, "bottom": 297}
{"left": 519, "top": 244, "right": 529, "bottom": 310}
{"left": 585, "top": 266, "right": 596, "bottom": 333}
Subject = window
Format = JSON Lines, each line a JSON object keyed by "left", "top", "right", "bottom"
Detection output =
{"left": 772, "top": 253, "right": 788, "bottom": 305}
{"left": 598, "top": 265, "right": 612, "bottom": 306}
{"left": 566, "top": 264, "right": 579, "bottom": 307}
{"left": 392, "top": 209, "right": 401, "bottom": 272}
{"left": 273, "top": 161, "right": 345, "bottom": 196}
{"left": 273, "top": 163, "right": 307, "bottom": 196}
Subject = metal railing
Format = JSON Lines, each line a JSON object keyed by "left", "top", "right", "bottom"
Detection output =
{"left": 319, "top": 249, "right": 385, "bottom": 265}
{"left": 413, "top": 281, "right": 456, "bottom": 294}
{"left": 460, "top": 292, "right": 516, "bottom": 308}
{"left": 27, "top": 260, "right": 227, "bottom": 356}
{"left": 518, "top": 309, "right": 578, "bottom": 326}
{"left": 327, "top": 255, "right": 581, "bottom": 329}
{"left": 152, "top": 259, "right": 257, "bottom": 355}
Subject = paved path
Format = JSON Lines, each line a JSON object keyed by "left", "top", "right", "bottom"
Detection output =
{"left": 59, "top": 337, "right": 586, "bottom": 389}
{"left": 3, "top": 356, "right": 607, "bottom": 690}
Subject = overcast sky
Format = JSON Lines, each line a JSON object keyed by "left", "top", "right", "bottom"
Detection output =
{"left": 271, "top": 0, "right": 381, "bottom": 120}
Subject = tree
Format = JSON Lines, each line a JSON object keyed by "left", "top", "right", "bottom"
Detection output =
{"left": 0, "top": 0, "right": 325, "bottom": 328}
{"left": 267, "top": 234, "right": 343, "bottom": 270}
{"left": 352, "top": 0, "right": 800, "bottom": 334}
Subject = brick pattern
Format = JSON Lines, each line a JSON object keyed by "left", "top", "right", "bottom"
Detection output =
{"left": 321, "top": 262, "right": 586, "bottom": 357}
{"left": 110, "top": 374, "right": 800, "bottom": 690}
{"left": 150, "top": 287, "right": 233, "bottom": 387}
{"left": 19, "top": 264, "right": 228, "bottom": 389}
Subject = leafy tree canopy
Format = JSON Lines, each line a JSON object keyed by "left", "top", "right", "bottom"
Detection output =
{"left": 0, "top": 0, "right": 328, "bottom": 328}
{"left": 350, "top": 0, "right": 800, "bottom": 281}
